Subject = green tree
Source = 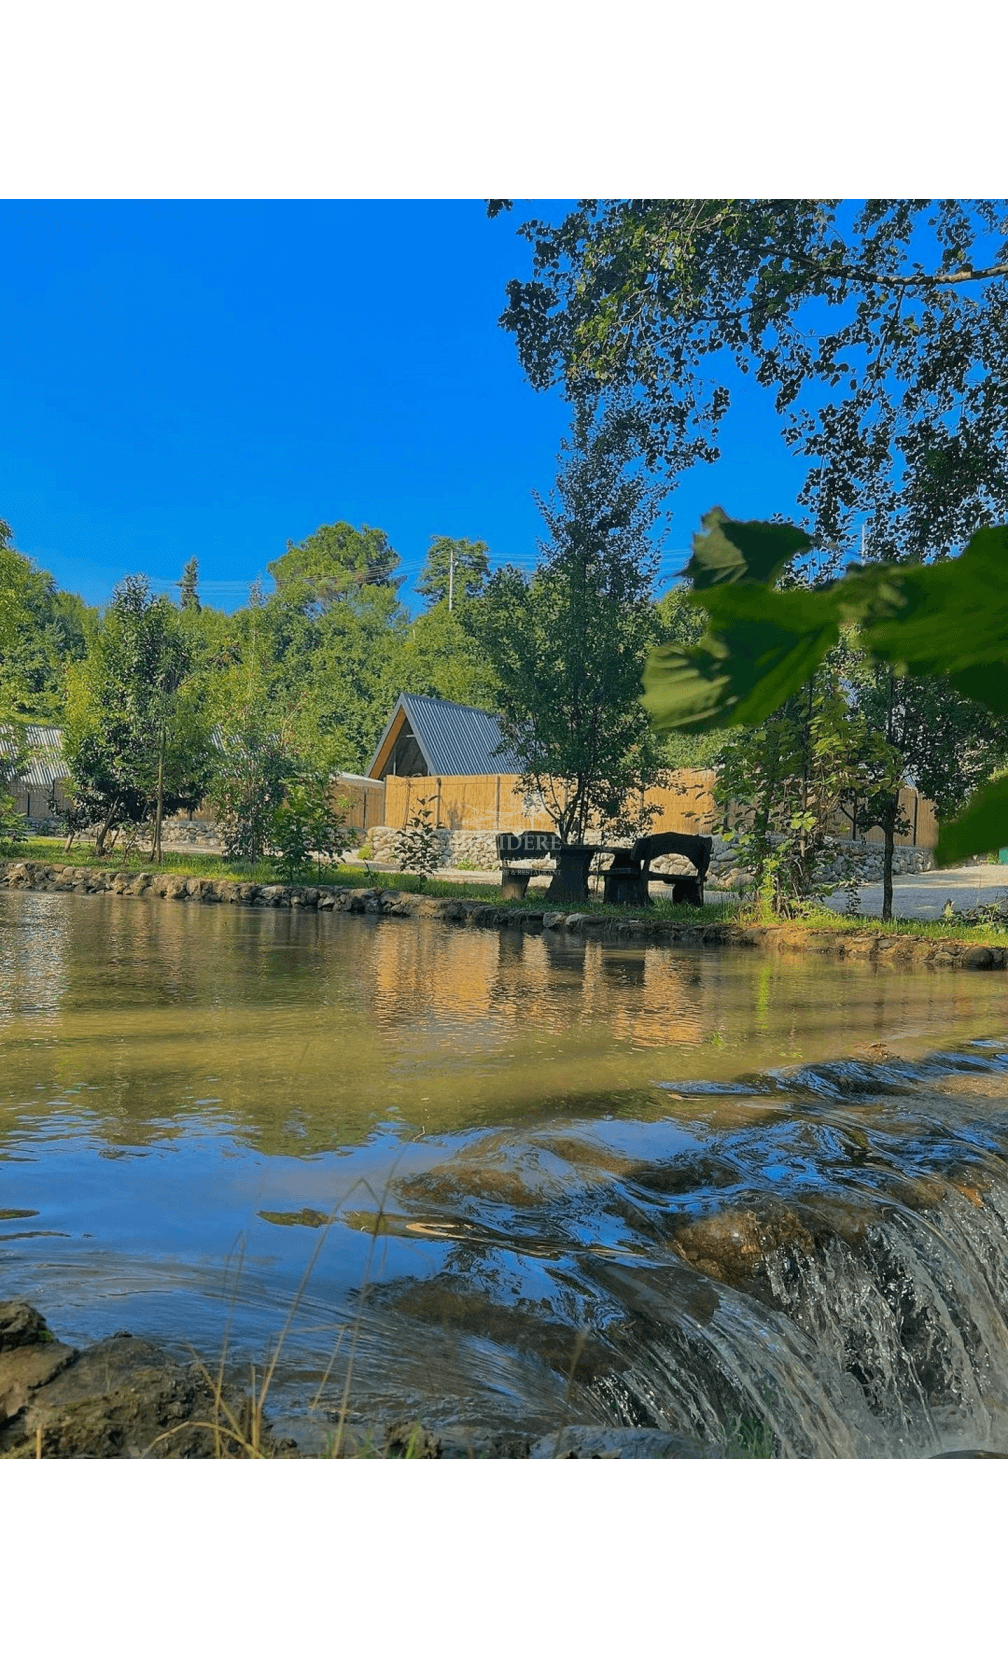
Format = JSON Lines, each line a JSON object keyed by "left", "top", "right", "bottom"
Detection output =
{"left": 395, "top": 601, "right": 498, "bottom": 709}
{"left": 494, "top": 198, "right": 1008, "bottom": 562}
{"left": 416, "top": 536, "right": 490, "bottom": 608}
{"left": 268, "top": 521, "right": 401, "bottom": 613}
{"left": 0, "top": 518, "right": 95, "bottom": 720}
{"left": 468, "top": 398, "right": 668, "bottom": 843}
{"left": 179, "top": 558, "right": 201, "bottom": 612}
{"left": 714, "top": 642, "right": 905, "bottom": 916}
{"left": 393, "top": 793, "right": 440, "bottom": 886}
{"left": 64, "top": 576, "right": 213, "bottom": 856}
{"left": 210, "top": 704, "right": 298, "bottom": 865}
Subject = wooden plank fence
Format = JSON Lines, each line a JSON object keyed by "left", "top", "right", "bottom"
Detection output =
{"left": 380, "top": 770, "right": 938, "bottom": 848}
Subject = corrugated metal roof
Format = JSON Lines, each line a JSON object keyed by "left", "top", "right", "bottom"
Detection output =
{"left": 0, "top": 724, "right": 68, "bottom": 791}
{"left": 368, "top": 694, "right": 520, "bottom": 777}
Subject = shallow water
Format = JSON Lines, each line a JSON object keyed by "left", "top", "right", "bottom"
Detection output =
{"left": 2, "top": 887, "right": 1008, "bottom": 1454}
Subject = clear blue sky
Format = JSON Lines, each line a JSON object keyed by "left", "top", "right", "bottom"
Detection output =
{"left": 1, "top": 199, "right": 811, "bottom": 614}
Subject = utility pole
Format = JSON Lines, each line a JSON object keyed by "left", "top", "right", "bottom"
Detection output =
{"left": 448, "top": 545, "right": 455, "bottom": 612}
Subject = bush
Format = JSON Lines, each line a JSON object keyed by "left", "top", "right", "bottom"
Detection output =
{"left": 270, "top": 776, "right": 350, "bottom": 882}
{"left": 393, "top": 796, "right": 439, "bottom": 886}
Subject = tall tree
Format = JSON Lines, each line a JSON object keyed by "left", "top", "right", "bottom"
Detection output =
{"left": 416, "top": 536, "right": 490, "bottom": 608}
{"left": 179, "top": 557, "right": 201, "bottom": 612}
{"left": 268, "top": 521, "right": 402, "bottom": 613}
{"left": 64, "top": 576, "right": 213, "bottom": 855}
{"left": 494, "top": 199, "right": 1008, "bottom": 563}
{"left": 468, "top": 398, "right": 667, "bottom": 843}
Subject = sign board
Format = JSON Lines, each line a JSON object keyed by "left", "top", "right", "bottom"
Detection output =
{"left": 496, "top": 831, "right": 564, "bottom": 859}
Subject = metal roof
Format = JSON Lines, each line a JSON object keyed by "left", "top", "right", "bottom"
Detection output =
{"left": 368, "top": 694, "right": 520, "bottom": 778}
{"left": 0, "top": 724, "right": 68, "bottom": 792}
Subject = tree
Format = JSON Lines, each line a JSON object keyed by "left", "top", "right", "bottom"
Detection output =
{"left": 714, "top": 641, "right": 906, "bottom": 916}
{"left": 394, "top": 601, "right": 499, "bottom": 710}
{"left": 494, "top": 199, "right": 1008, "bottom": 564}
{"left": 210, "top": 704, "right": 298, "bottom": 865}
{"left": 843, "top": 658, "right": 1008, "bottom": 916}
{"left": 468, "top": 398, "right": 668, "bottom": 843}
{"left": 416, "top": 536, "right": 490, "bottom": 608}
{"left": 1, "top": 518, "right": 95, "bottom": 720}
{"left": 268, "top": 522, "right": 402, "bottom": 613}
{"left": 64, "top": 576, "right": 213, "bottom": 856}
{"left": 179, "top": 558, "right": 201, "bottom": 612}
{"left": 642, "top": 515, "right": 1008, "bottom": 879}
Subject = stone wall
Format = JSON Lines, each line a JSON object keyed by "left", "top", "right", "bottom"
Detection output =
{"left": 359, "top": 826, "right": 933, "bottom": 887}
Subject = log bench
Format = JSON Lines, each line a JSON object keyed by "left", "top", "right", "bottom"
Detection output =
{"left": 601, "top": 831, "right": 713, "bottom": 908}
{"left": 495, "top": 831, "right": 565, "bottom": 900}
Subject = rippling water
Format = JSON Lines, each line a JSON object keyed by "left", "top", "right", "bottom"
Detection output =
{"left": 3, "top": 887, "right": 1008, "bottom": 1454}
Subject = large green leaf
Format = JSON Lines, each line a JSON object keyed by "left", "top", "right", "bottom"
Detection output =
{"left": 643, "top": 512, "right": 1008, "bottom": 856}
{"left": 643, "top": 583, "right": 844, "bottom": 731}
{"left": 685, "top": 507, "right": 812, "bottom": 591}
{"left": 861, "top": 525, "right": 1008, "bottom": 716}
{"left": 936, "top": 773, "right": 1008, "bottom": 867}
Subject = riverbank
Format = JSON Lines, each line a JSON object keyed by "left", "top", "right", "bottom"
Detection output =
{"left": 3, "top": 854, "right": 1007, "bottom": 969}
{"left": 1, "top": 1298, "right": 734, "bottom": 1458}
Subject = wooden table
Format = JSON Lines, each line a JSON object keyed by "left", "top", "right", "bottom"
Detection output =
{"left": 545, "top": 844, "right": 623, "bottom": 903}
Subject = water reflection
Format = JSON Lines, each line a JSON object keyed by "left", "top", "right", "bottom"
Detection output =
{"left": 4, "top": 887, "right": 1008, "bottom": 1453}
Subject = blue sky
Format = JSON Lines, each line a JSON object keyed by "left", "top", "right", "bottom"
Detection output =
{"left": 1, "top": 199, "right": 812, "bottom": 614}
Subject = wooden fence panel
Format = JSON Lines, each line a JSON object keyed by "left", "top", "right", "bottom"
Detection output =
{"left": 383, "top": 774, "right": 558, "bottom": 832}
{"left": 379, "top": 770, "right": 939, "bottom": 849}
{"left": 330, "top": 775, "right": 386, "bottom": 832}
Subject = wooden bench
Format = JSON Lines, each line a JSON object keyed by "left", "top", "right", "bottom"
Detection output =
{"left": 602, "top": 831, "right": 713, "bottom": 908}
{"left": 495, "top": 831, "right": 565, "bottom": 899}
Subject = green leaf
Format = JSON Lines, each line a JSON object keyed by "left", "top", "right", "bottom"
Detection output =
{"left": 685, "top": 507, "right": 812, "bottom": 591}
{"left": 935, "top": 773, "right": 1008, "bottom": 867}
{"left": 861, "top": 525, "right": 1008, "bottom": 715}
{"left": 643, "top": 583, "right": 842, "bottom": 732}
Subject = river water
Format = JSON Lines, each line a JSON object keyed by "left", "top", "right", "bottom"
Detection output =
{"left": 3, "top": 887, "right": 1008, "bottom": 1455}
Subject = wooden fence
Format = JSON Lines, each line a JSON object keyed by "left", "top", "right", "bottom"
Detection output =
{"left": 380, "top": 769, "right": 938, "bottom": 848}
{"left": 330, "top": 773, "right": 386, "bottom": 832}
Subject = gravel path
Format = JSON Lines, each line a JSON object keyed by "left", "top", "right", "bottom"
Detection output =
{"left": 824, "top": 862, "right": 1008, "bottom": 922}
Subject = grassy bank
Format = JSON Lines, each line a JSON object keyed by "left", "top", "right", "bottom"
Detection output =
{"left": 6, "top": 836, "right": 1008, "bottom": 947}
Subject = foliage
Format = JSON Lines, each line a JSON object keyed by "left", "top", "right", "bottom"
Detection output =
{"left": 268, "top": 521, "right": 402, "bottom": 613}
{"left": 642, "top": 515, "right": 1008, "bottom": 867}
{"left": 467, "top": 398, "right": 669, "bottom": 843}
{"left": 395, "top": 600, "right": 499, "bottom": 709}
{"left": 63, "top": 576, "right": 213, "bottom": 853}
{"left": 270, "top": 775, "right": 350, "bottom": 881}
{"left": 714, "top": 646, "right": 905, "bottom": 913}
{"left": 179, "top": 558, "right": 201, "bottom": 612}
{"left": 416, "top": 536, "right": 489, "bottom": 607}
{"left": 393, "top": 794, "right": 440, "bottom": 885}
{"left": 495, "top": 198, "right": 1008, "bottom": 562}
{"left": 269, "top": 790, "right": 313, "bottom": 882}
{"left": 0, "top": 720, "right": 27, "bottom": 851}
{"left": 210, "top": 707, "right": 299, "bottom": 864}
{"left": 1, "top": 519, "right": 95, "bottom": 719}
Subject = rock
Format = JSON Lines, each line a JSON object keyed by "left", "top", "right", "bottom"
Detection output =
{"left": 542, "top": 912, "right": 564, "bottom": 930}
{"left": 0, "top": 1303, "right": 297, "bottom": 1459}
{"left": 0, "top": 1300, "right": 50, "bottom": 1352}
{"left": 963, "top": 946, "right": 995, "bottom": 970}
{"left": 565, "top": 913, "right": 588, "bottom": 932}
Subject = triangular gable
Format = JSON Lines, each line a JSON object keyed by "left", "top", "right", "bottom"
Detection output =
{"left": 367, "top": 694, "right": 518, "bottom": 778}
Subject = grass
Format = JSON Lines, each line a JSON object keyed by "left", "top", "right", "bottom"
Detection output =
{"left": 137, "top": 1168, "right": 444, "bottom": 1460}
{"left": 7, "top": 834, "right": 1008, "bottom": 944}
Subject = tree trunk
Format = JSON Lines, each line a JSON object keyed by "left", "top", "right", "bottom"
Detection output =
{"left": 95, "top": 797, "right": 120, "bottom": 856}
{"left": 153, "top": 724, "right": 166, "bottom": 864}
